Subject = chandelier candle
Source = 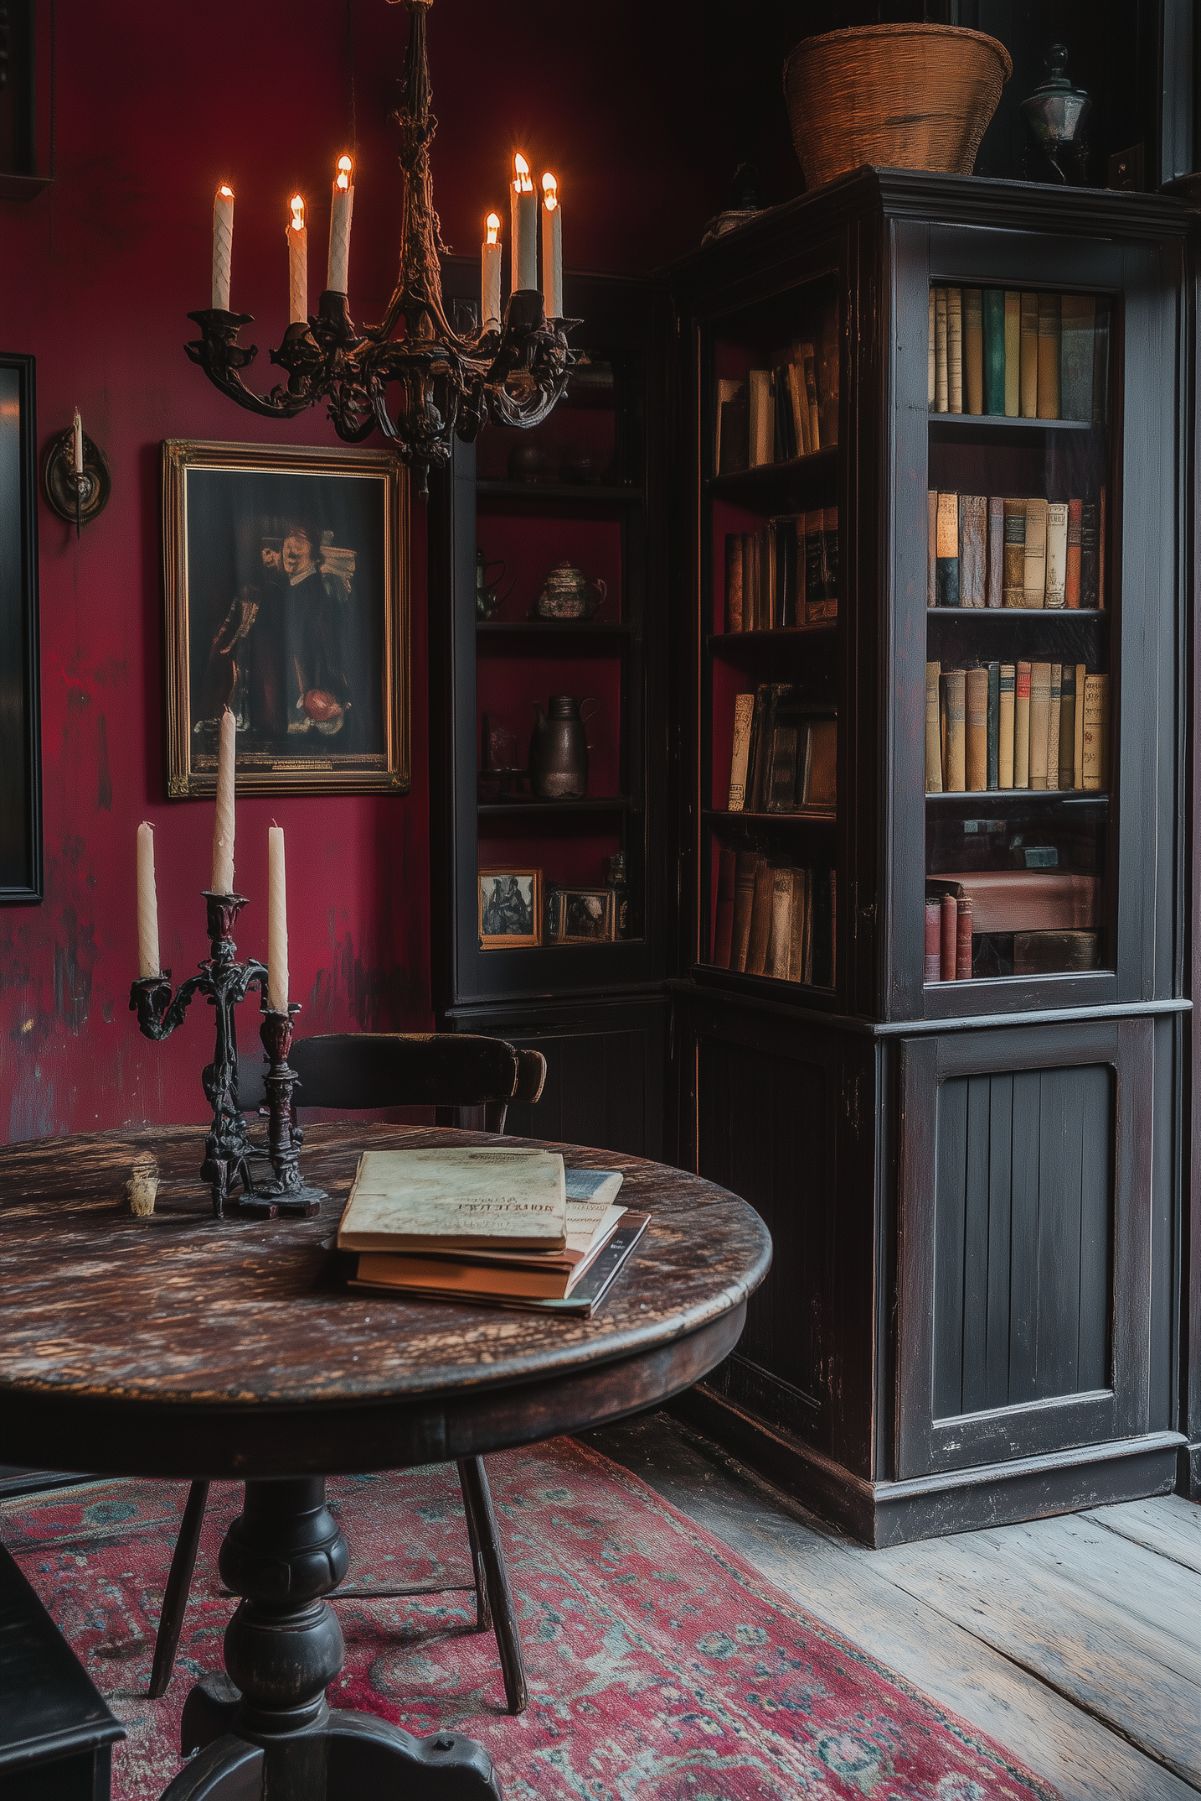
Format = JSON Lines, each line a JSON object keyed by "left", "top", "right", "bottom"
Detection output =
{"left": 482, "top": 211, "right": 502, "bottom": 327}
{"left": 511, "top": 153, "right": 537, "bottom": 291}
{"left": 541, "top": 173, "right": 563, "bottom": 319}
{"left": 211, "top": 707, "right": 237, "bottom": 894}
{"left": 327, "top": 154, "right": 354, "bottom": 294}
{"left": 136, "top": 823, "right": 160, "bottom": 980}
{"left": 287, "top": 194, "right": 308, "bottom": 325}
{"left": 211, "top": 183, "right": 234, "bottom": 310}
{"left": 266, "top": 824, "right": 289, "bottom": 1013}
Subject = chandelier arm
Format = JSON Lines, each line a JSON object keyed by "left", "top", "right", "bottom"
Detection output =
{"left": 185, "top": 315, "right": 318, "bottom": 420}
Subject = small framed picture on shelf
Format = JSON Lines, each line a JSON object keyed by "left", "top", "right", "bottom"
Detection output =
{"left": 549, "top": 886, "right": 617, "bottom": 944}
{"left": 478, "top": 869, "right": 542, "bottom": 949}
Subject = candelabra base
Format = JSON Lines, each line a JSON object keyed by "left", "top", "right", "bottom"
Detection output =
{"left": 258, "top": 1005, "right": 329, "bottom": 1214}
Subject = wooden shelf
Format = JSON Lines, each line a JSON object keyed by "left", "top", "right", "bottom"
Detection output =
{"left": 476, "top": 480, "right": 640, "bottom": 507}
{"left": 694, "top": 961, "right": 836, "bottom": 1001}
{"left": 478, "top": 797, "right": 634, "bottom": 819}
{"left": 705, "top": 807, "right": 836, "bottom": 827}
{"left": 928, "top": 412, "right": 1101, "bottom": 436}
{"left": 926, "top": 607, "right": 1108, "bottom": 620}
{"left": 709, "top": 623, "right": 837, "bottom": 648}
{"left": 926, "top": 789, "right": 1108, "bottom": 804}
{"left": 705, "top": 447, "right": 836, "bottom": 506}
{"left": 477, "top": 620, "right": 631, "bottom": 642}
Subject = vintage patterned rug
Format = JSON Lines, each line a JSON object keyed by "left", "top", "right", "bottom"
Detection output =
{"left": 2, "top": 1437, "right": 1055, "bottom": 1800}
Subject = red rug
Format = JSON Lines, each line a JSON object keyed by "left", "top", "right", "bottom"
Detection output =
{"left": 2, "top": 1438, "right": 1055, "bottom": 1799}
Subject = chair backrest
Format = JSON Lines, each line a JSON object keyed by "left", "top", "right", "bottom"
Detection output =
{"left": 239, "top": 1031, "right": 546, "bottom": 1134}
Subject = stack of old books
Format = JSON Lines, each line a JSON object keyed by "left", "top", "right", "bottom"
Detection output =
{"left": 339, "top": 1147, "right": 647, "bottom": 1317}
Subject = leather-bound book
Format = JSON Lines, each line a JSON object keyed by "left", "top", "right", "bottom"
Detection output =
{"left": 963, "top": 288, "right": 984, "bottom": 414}
{"left": 942, "top": 668, "right": 967, "bottom": 792}
{"left": 717, "top": 379, "right": 747, "bottom": 474}
{"left": 958, "top": 494, "right": 988, "bottom": 608}
{"left": 730, "top": 852, "right": 758, "bottom": 972}
{"left": 1002, "top": 498, "right": 1026, "bottom": 607}
{"left": 713, "top": 845, "right": 737, "bottom": 968}
{"left": 940, "top": 893, "right": 957, "bottom": 980}
{"left": 767, "top": 867, "right": 798, "bottom": 980}
{"left": 983, "top": 289, "right": 1006, "bottom": 415}
{"left": 1013, "top": 929, "right": 1101, "bottom": 974}
{"left": 925, "top": 660, "right": 943, "bottom": 793}
{"left": 766, "top": 723, "right": 800, "bottom": 814}
{"left": 725, "top": 534, "right": 744, "bottom": 632}
{"left": 786, "top": 868, "right": 808, "bottom": 984}
{"left": 1023, "top": 497, "right": 1048, "bottom": 608}
{"left": 801, "top": 344, "right": 821, "bottom": 450}
{"left": 1059, "top": 293, "right": 1095, "bottom": 421}
{"left": 1046, "top": 664, "right": 1063, "bottom": 787}
{"left": 1073, "top": 661, "right": 1088, "bottom": 789}
{"left": 804, "top": 512, "right": 825, "bottom": 617}
{"left": 986, "top": 660, "right": 1000, "bottom": 790}
{"left": 955, "top": 897, "right": 974, "bottom": 980}
{"left": 1058, "top": 665, "right": 1077, "bottom": 790}
{"left": 819, "top": 507, "right": 839, "bottom": 620}
{"left": 1019, "top": 292, "right": 1039, "bottom": 417}
{"left": 1028, "top": 661, "right": 1052, "bottom": 790}
{"left": 1082, "top": 673, "right": 1109, "bottom": 791}
{"left": 727, "top": 692, "right": 755, "bottom": 811}
{"left": 933, "top": 870, "right": 1099, "bottom": 934}
{"left": 946, "top": 286, "right": 963, "bottom": 413}
{"left": 934, "top": 286, "right": 949, "bottom": 413}
{"left": 1013, "top": 660, "right": 1033, "bottom": 788}
{"left": 927, "top": 490, "right": 938, "bottom": 608}
{"left": 965, "top": 666, "right": 989, "bottom": 791}
{"left": 748, "top": 368, "right": 774, "bottom": 467}
{"left": 998, "top": 663, "right": 1016, "bottom": 788}
{"left": 935, "top": 492, "right": 960, "bottom": 605}
{"left": 1065, "top": 498, "right": 1083, "bottom": 608}
{"left": 924, "top": 897, "right": 942, "bottom": 982}
{"left": 746, "top": 857, "right": 777, "bottom": 975}
{"left": 786, "top": 359, "right": 810, "bottom": 457}
{"left": 1079, "top": 499, "right": 1099, "bottom": 609}
{"left": 1036, "top": 293, "right": 1061, "bottom": 418}
{"left": 986, "top": 495, "right": 1004, "bottom": 608}
{"left": 1044, "top": 502, "right": 1068, "bottom": 609}
{"left": 928, "top": 289, "right": 936, "bottom": 408}
{"left": 1003, "top": 291, "right": 1021, "bottom": 416}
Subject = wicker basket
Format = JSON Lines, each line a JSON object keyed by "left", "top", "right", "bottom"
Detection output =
{"left": 784, "top": 23, "right": 1012, "bottom": 191}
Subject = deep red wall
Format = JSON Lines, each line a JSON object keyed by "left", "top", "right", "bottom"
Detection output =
{"left": 0, "top": 0, "right": 708, "bottom": 1140}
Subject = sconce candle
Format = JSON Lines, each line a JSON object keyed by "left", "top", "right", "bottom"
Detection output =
{"left": 327, "top": 154, "right": 355, "bottom": 294}
{"left": 541, "top": 173, "right": 563, "bottom": 319}
{"left": 287, "top": 194, "right": 308, "bottom": 325}
{"left": 136, "top": 822, "right": 160, "bottom": 979}
{"left": 481, "top": 211, "right": 502, "bottom": 327}
{"left": 211, "top": 707, "right": 237, "bottom": 894}
{"left": 212, "top": 183, "right": 235, "bottom": 310}
{"left": 267, "top": 824, "right": 289, "bottom": 1012}
{"left": 510, "top": 153, "right": 537, "bottom": 292}
{"left": 72, "top": 408, "right": 84, "bottom": 478}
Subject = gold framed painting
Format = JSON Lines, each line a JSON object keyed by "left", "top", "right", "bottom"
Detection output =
{"left": 162, "top": 439, "right": 409, "bottom": 796}
{"left": 478, "top": 869, "right": 542, "bottom": 949}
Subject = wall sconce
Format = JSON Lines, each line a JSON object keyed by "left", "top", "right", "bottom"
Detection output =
{"left": 42, "top": 410, "right": 111, "bottom": 534}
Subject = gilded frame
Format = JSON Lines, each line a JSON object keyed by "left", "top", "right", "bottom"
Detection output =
{"left": 162, "top": 439, "right": 409, "bottom": 796}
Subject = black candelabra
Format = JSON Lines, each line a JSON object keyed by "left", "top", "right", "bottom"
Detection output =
{"left": 129, "top": 892, "right": 326, "bottom": 1219}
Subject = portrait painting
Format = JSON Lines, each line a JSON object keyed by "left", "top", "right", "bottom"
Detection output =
{"left": 163, "top": 440, "right": 408, "bottom": 795}
{"left": 550, "top": 886, "right": 616, "bottom": 944}
{"left": 478, "top": 869, "right": 542, "bottom": 949}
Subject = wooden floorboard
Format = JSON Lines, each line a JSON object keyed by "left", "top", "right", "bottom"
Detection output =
{"left": 587, "top": 1414, "right": 1201, "bottom": 1801}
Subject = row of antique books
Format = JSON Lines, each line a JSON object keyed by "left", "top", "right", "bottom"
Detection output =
{"left": 927, "top": 661, "right": 1109, "bottom": 794}
{"left": 924, "top": 872, "right": 1101, "bottom": 982}
{"left": 715, "top": 332, "right": 839, "bottom": 474}
{"left": 927, "top": 490, "right": 1104, "bottom": 609}
{"left": 722, "top": 511, "right": 839, "bottom": 632}
{"left": 726, "top": 687, "right": 837, "bottom": 814}
{"left": 927, "top": 286, "right": 1108, "bottom": 423}
{"left": 338, "top": 1148, "right": 647, "bottom": 1317}
{"left": 712, "top": 848, "right": 836, "bottom": 986}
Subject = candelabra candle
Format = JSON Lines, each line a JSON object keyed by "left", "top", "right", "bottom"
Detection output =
{"left": 129, "top": 891, "right": 269, "bottom": 1218}
{"left": 212, "top": 183, "right": 235, "bottom": 310}
{"left": 482, "top": 210, "right": 502, "bottom": 328}
{"left": 541, "top": 173, "right": 563, "bottom": 320}
{"left": 287, "top": 193, "right": 308, "bottom": 326}
{"left": 510, "top": 153, "right": 537, "bottom": 292}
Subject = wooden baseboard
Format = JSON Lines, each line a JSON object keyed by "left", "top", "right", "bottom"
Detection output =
{"left": 673, "top": 1386, "right": 1185, "bottom": 1547}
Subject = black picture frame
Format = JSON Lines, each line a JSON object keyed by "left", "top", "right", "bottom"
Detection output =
{"left": 0, "top": 352, "right": 42, "bottom": 903}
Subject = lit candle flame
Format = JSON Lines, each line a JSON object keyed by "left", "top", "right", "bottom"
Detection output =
{"left": 485, "top": 211, "right": 501, "bottom": 244}
{"left": 542, "top": 172, "right": 559, "bottom": 211}
{"left": 335, "top": 153, "right": 353, "bottom": 191}
{"left": 289, "top": 194, "right": 305, "bottom": 231}
{"left": 217, "top": 183, "right": 234, "bottom": 200}
{"left": 513, "top": 152, "right": 534, "bottom": 194}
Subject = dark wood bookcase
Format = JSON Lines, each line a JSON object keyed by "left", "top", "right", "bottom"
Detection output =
{"left": 668, "top": 171, "right": 1195, "bottom": 1544}
{"left": 429, "top": 268, "right": 673, "bottom": 1158}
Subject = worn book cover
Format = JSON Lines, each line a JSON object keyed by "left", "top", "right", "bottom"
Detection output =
{"left": 1028, "top": 661, "right": 1052, "bottom": 790}
{"left": 746, "top": 858, "right": 778, "bottom": 976}
{"left": 1047, "top": 663, "right": 1063, "bottom": 788}
{"left": 925, "top": 660, "right": 943, "bottom": 793}
{"left": 982, "top": 289, "right": 1006, "bottom": 415}
{"left": 986, "top": 495, "right": 1004, "bottom": 608}
{"left": 802, "top": 717, "right": 837, "bottom": 810}
{"left": 380, "top": 1172, "right": 627, "bottom": 1277}
{"left": 1002, "top": 498, "right": 1026, "bottom": 607}
{"left": 339, "top": 1148, "right": 568, "bottom": 1252}
{"left": 767, "top": 867, "right": 798, "bottom": 980}
{"left": 1059, "top": 293, "right": 1095, "bottom": 421}
{"left": 1044, "top": 502, "right": 1069, "bottom": 609}
{"left": 1023, "top": 497, "right": 1048, "bottom": 607}
{"left": 1058, "top": 666, "right": 1077, "bottom": 791}
{"left": 946, "top": 286, "right": 963, "bottom": 414}
{"left": 1003, "top": 291, "right": 1021, "bottom": 416}
{"left": 1036, "top": 293, "right": 1061, "bottom": 418}
{"left": 998, "top": 663, "right": 1016, "bottom": 789}
{"left": 713, "top": 844, "right": 737, "bottom": 968}
{"left": 928, "top": 289, "right": 936, "bottom": 407}
{"left": 924, "top": 897, "right": 942, "bottom": 982}
{"left": 986, "top": 660, "right": 1000, "bottom": 791}
{"left": 965, "top": 666, "right": 989, "bottom": 791}
{"left": 731, "top": 851, "right": 758, "bottom": 972}
{"left": 1014, "top": 660, "right": 1033, "bottom": 788}
{"left": 958, "top": 495, "right": 988, "bottom": 607}
{"left": 724, "top": 534, "right": 744, "bottom": 632}
{"left": 935, "top": 492, "right": 960, "bottom": 605}
{"left": 1019, "top": 292, "right": 1039, "bottom": 417}
{"left": 1082, "top": 673, "right": 1109, "bottom": 792}
{"left": 963, "top": 288, "right": 984, "bottom": 415}
{"left": 727, "top": 692, "right": 754, "bottom": 812}
{"left": 748, "top": 368, "right": 774, "bottom": 467}
{"left": 1080, "top": 499, "right": 1099, "bottom": 609}
{"left": 934, "top": 286, "right": 949, "bottom": 413}
{"left": 942, "top": 668, "right": 967, "bottom": 792}
{"left": 1065, "top": 498, "right": 1083, "bottom": 609}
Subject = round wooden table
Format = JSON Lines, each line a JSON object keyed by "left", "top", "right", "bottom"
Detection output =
{"left": 0, "top": 1123, "right": 770, "bottom": 1800}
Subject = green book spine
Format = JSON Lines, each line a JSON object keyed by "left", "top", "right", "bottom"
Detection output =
{"left": 986, "top": 660, "right": 1000, "bottom": 790}
{"left": 982, "top": 289, "right": 1006, "bottom": 415}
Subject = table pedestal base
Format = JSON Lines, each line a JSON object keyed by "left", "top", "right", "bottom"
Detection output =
{"left": 161, "top": 1477, "right": 501, "bottom": 1801}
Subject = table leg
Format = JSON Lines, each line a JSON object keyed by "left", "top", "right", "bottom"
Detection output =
{"left": 163, "top": 1477, "right": 501, "bottom": 1800}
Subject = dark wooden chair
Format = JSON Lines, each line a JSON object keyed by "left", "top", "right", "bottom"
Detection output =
{"left": 148, "top": 1031, "right": 547, "bottom": 1716}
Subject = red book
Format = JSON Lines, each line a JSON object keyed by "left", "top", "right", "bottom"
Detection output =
{"left": 924, "top": 898, "right": 942, "bottom": 982}
{"left": 1065, "top": 498, "right": 1083, "bottom": 609}
{"left": 955, "top": 897, "right": 974, "bottom": 980}
{"left": 940, "top": 894, "right": 957, "bottom": 980}
{"left": 713, "top": 846, "right": 737, "bottom": 968}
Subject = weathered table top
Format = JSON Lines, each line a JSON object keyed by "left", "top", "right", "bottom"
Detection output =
{"left": 0, "top": 1124, "right": 770, "bottom": 1480}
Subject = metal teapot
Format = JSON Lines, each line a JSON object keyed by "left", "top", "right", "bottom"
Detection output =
{"left": 529, "top": 696, "right": 596, "bottom": 799}
{"left": 475, "top": 550, "right": 512, "bottom": 620}
{"left": 533, "top": 560, "right": 607, "bottom": 622}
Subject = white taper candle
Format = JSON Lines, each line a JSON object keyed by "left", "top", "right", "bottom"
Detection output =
{"left": 541, "top": 172, "right": 563, "bottom": 319}
{"left": 510, "top": 153, "right": 537, "bottom": 292}
{"left": 136, "top": 822, "right": 160, "bottom": 980}
{"left": 326, "top": 154, "right": 354, "bottom": 294}
{"left": 267, "top": 824, "right": 289, "bottom": 1012}
{"left": 72, "top": 408, "right": 84, "bottom": 477}
{"left": 211, "top": 707, "right": 236, "bottom": 894}
{"left": 287, "top": 193, "right": 308, "bottom": 325}
{"left": 211, "top": 183, "right": 235, "bottom": 310}
{"left": 482, "top": 211, "right": 503, "bottom": 327}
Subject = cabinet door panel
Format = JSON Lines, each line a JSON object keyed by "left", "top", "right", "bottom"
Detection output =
{"left": 896, "top": 1018, "right": 1152, "bottom": 1477}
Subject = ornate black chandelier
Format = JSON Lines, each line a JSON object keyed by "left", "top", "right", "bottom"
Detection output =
{"left": 185, "top": 0, "right": 576, "bottom": 495}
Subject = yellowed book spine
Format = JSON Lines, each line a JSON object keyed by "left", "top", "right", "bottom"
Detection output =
{"left": 1046, "top": 663, "right": 1063, "bottom": 789}
{"left": 928, "top": 288, "right": 936, "bottom": 408}
{"left": 1082, "top": 673, "right": 1109, "bottom": 791}
{"left": 1014, "top": 660, "right": 1032, "bottom": 789}
{"left": 943, "top": 668, "right": 966, "bottom": 792}
{"left": 727, "top": 692, "right": 755, "bottom": 811}
{"left": 947, "top": 287, "right": 963, "bottom": 414}
{"left": 1073, "top": 661, "right": 1088, "bottom": 788}
{"left": 1028, "top": 661, "right": 1051, "bottom": 790}
{"left": 1045, "top": 501, "right": 1069, "bottom": 609}
{"left": 965, "top": 666, "right": 989, "bottom": 791}
{"left": 927, "top": 489, "right": 937, "bottom": 608}
{"left": 934, "top": 287, "right": 949, "bottom": 413}
{"left": 925, "top": 660, "right": 943, "bottom": 792}
{"left": 1003, "top": 291, "right": 1021, "bottom": 416}
{"left": 1019, "top": 292, "right": 1039, "bottom": 417}
{"left": 963, "top": 288, "right": 984, "bottom": 415}
{"left": 998, "top": 663, "right": 1016, "bottom": 788}
{"left": 1023, "top": 497, "right": 1048, "bottom": 608}
{"left": 1036, "top": 292, "right": 1061, "bottom": 419}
